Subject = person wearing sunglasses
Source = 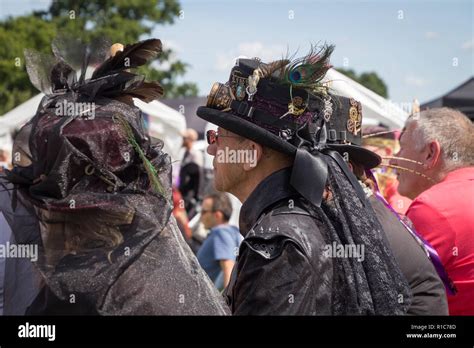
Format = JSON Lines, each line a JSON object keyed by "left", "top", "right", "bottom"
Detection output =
{"left": 196, "top": 192, "right": 243, "bottom": 290}
{"left": 195, "top": 52, "right": 411, "bottom": 315}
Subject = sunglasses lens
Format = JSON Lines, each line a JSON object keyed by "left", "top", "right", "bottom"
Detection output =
{"left": 206, "top": 130, "right": 217, "bottom": 145}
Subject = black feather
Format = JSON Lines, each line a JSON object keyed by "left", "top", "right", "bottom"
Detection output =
{"left": 92, "top": 39, "right": 162, "bottom": 79}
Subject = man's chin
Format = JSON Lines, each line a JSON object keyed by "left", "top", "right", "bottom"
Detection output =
{"left": 213, "top": 178, "right": 225, "bottom": 192}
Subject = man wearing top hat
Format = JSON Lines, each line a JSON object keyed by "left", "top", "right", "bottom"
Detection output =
{"left": 196, "top": 47, "right": 412, "bottom": 315}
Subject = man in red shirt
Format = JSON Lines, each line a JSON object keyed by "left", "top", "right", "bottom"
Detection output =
{"left": 391, "top": 107, "right": 474, "bottom": 315}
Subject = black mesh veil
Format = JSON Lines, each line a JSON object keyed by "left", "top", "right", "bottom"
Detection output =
{"left": 291, "top": 101, "right": 413, "bottom": 314}
{"left": 316, "top": 159, "right": 412, "bottom": 314}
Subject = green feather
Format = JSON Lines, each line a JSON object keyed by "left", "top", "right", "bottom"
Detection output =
{"left": 115, "top": 114, "right": 167, "bottom": 199}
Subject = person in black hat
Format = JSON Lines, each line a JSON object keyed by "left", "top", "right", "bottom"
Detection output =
{"left": 1, "top": 37, "right": 229, "bottom": 315}
{"left": 197, "top": 46, "right": 412, "bottom": 315}
{"left": 324, "top": 96, "right": 449, "bottom": 315}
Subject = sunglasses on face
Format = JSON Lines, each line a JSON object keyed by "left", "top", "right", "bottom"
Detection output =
{"left": 206, "top": 130, "right": 240, "bottom": 145}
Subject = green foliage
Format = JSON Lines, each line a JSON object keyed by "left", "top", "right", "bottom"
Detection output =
{"left": 0, "top": 0, "right": 197, "bottom": 116}
{"left": 335, "top": 68, "right": 388, "bottom": 98}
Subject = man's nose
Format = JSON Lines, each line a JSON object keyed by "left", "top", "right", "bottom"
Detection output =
{"left": 207, "top": 143, "right": 217, "bottom": 156}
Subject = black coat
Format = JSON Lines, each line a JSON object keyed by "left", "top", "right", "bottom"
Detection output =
{"left": 224, "top": 168, "right": 333, "bottom": 315}
{"left": 224, "top": 167, "right": 415, "bottom": 315}
{"left": 369, "top": 196, "right": 448, "bottom": 315}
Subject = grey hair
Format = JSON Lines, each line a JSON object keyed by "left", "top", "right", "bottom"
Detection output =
{"left": 406, "top": 107, "right": 473, "bottom": 170}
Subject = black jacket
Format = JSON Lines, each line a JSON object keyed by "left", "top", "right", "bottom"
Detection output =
{"left": 369, "top": 196, "right": 448, "bottom": 315}
{"left": 224, "top": 168, "right": 333, "bottom": 315}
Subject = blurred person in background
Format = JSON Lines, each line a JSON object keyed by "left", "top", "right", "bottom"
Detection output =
{"left": 362, "top": 125, "right": 412, "bottom": 215}
{"left": 0, "top": 150, "right": 11, "bottom": 172}
{"left": 391, "top": 107, "right": 474, "bottom": 315}
{"left": 172, "top": 186, "right": 192, "bottom": 241}
{"left": 179, "top": 128, "right": 204, "bottom": 218}
{"left": 197, "top": 192, "right": 242, "bottom": 290}
{"left": 0, "top": 176, "right": 42, "bottom": 315}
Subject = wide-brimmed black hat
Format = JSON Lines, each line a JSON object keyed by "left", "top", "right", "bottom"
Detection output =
{"left": 325, "top": 95, "right": 382, "bottom": 169}
{"left": 196, "top": 49, "right": 412, "bottom": 315}
{"left": 197, "top": 47, "right": 335, "bottom": 156}
{"left": 196, "top": 47, "right": 376, "bottom": 207}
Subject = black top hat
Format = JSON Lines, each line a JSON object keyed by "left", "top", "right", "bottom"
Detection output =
{"left": 196, "top": 46, "right": 375, "bottom": 207}
{"left": 197, "top": 45, "right": 335, "bottom": 156}
{"left": 325, "top": 95, "right": 382, "bottom": 169}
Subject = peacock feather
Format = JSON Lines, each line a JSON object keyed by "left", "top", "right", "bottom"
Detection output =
{"left": 115, "top": 113, "right": 167, "bottom": 200}
{"left": 277, "top": 43, "right": 334, "bottom": 90}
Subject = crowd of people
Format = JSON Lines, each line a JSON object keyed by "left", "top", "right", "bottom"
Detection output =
{"left": 0, "top": 37, "right": 472, "bottom": 316}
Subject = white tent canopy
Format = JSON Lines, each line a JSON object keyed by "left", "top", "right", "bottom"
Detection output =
{"left": 0, "top": 94, "right": 186, "bottom": 160}
{"left": 323, "top": 68, "right": 408, "bottom": 129}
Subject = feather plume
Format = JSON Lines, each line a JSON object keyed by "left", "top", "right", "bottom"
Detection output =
{"left": 278, "top": 44, "right": 334, "bottom": 89}
{"left": 257, "top": 59, "right": 290, "bottom": 78}
{"left": 92, "top": 39, "right": 162, "bottom": 79}
{"left": 115, "top": 114, "right": 167, "bottom": 199}
{"left": 115, "top": 81, "right": 164, "bottom": 104}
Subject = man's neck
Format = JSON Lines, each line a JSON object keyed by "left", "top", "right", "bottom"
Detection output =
{"left": 228, "top": 178, "right": 260, "bottom": 204}
{"left": 230, "top": 164, "right": 292, "bottom": 203}
{"left": 413, "top": 165, "right": 451, "bottom": 198}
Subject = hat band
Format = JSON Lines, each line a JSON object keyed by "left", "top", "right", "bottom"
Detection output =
{"left": 229, "top": 100, "right": 296, "bottom": 129}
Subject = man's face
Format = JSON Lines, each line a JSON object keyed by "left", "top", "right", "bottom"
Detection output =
{"left": 200, "top": 197, "right": 216, "bottom": 230}
{"left": 182, "top": 137, "right": 191, "bottom": 148}
{"left": 390, "top": 122, "right": 426, "bottom": 199}
{"left": 207, "top": 127, "right": 246, "bottom": 193}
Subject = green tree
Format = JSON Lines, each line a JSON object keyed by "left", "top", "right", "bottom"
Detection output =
{"left": 0, "top": 0, "right": 197, "bottom": 116}
{"left": 335, "top": 68, "right": 388, "bottom": 98}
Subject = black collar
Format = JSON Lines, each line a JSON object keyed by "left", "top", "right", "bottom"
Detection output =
{"left": 239, "top": 166, "right": 297, "bottom": 236}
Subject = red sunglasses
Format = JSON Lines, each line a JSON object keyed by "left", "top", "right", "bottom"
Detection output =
{"left": 206, "top": 130, "right": 240, "bottom": 145}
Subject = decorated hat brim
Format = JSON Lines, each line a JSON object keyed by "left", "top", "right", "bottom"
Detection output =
{"left": 196, "top": 106, "right": 297, "bottom": 156}
{"left": 326, "top": 143, "right": 382, "bottom": 169}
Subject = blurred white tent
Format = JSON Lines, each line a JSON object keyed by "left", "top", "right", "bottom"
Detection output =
{"left": 323, "top": 68, "right": 408, "bottom": 129}
{"left": 0, "top": 94, "right": 186, "bottom": 160}
{"left": 133, "top": 98, "right": 186, "bottom": 160}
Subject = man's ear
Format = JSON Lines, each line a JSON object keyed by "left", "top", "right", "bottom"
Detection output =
{"left": 243, "top": 141, "right": 263, "bottom": 171}
{"left": 214, "top": 210, "right": 224, "bottom": 223}
{"left": 425, "top": 140, "right": 442, "bottom": 169}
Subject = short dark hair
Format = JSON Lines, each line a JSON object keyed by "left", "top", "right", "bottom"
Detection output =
{"left": 204, "top": 192, "right": 233, "bottom": 222}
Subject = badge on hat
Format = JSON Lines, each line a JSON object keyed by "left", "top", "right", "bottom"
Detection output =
{"left": 347, "top": 98, "right": 362, "bottom": 135}
{"left": 230, "top": 71, "right": 248, "bottom": 101}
